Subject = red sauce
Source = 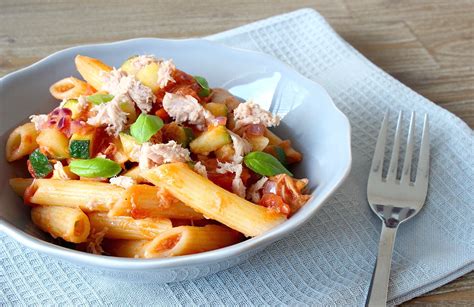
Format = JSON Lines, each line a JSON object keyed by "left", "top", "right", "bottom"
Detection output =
{"left": 259, "top": 193, "right": 290, "bottom": 216}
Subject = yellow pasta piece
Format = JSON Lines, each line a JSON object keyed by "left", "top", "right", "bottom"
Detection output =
{"left": 49, "top": 77, "right": 90, "bottom": 100}
{"left": 9, "top": 178, "right": 33, "bottom": 196}
{"left": 104, "top": 225, "right": 242, "bottom": 258}
{"left": 264, "top": 128, "right": 302, "bottom": 164}
{"left": 142, "top": 163, "right": 287, "bottom": 237}
{"left": 122, "top": 166, "right": 149, "bottom": 184}
{"left": 31, "top": 206, "right": 90, "bottom": 243}
{"left": 111, "top": 184, "right": 203, "bottom": 220}
{"left": 28, "top": 179, "right": 124, "bottom": 212}
{"left": 75, "top": 55, "right": 112, "bottom": 90}
{"left": 5, "top": 123, "right": 39, "bottom": 162}
{"left": 88, "top": 212, "right": 172, "bottom": 240}
{"left": 102, "top": 239, "right": 148, "bottom": 258}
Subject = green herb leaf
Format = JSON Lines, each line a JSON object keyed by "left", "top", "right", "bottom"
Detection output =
{"left": 87, "top": 93, "right": 114, "bottom": 105}
{"left": 29, "top": 149, "right": 53, "bottom": 178}
{"left": 69, "top": 158, "right": 121, "bottom": 178}
{"left": 130, "top": 113, "right": 164, "bottom": 143}
{"left": 274, "top": 146, "right": 288, "bottom": 166}
{"left": 244, "top": 151, "right": 293, "bottom": 177}
{"left": 194, "top": 76, "right": 211, "bottom": 97}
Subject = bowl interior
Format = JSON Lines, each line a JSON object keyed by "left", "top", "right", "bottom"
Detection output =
{"left": 0, "top": 38, "right": 351, "bottom": 267}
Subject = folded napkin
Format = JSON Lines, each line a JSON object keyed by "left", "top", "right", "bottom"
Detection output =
{"left": 1, "top": 8, "right": 472, "bottom": 306}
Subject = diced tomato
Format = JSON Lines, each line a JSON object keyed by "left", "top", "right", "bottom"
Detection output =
{"left": 241, "top": 167, "right": 251, "bottom": 186}
{"left": 155, "top": 108, "right": 171, "bottom": 122}
{"left": 259, "top": 193, "right": 291, "bottom": 216}
{"left": 207, "top": 172, "right": 234, "bottom": 192}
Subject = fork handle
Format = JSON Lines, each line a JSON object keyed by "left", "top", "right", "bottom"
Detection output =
{"left": 366, "top": 223, "right": 398, "bottom": 307}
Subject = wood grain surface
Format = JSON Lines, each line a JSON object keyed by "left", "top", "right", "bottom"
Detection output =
{"left": 1, "top": 0, "right": 472, "bottom": 305}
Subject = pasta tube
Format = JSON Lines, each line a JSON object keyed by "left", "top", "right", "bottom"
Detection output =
{"left": 142, "top": 163, "right": 287, "bottom": 237}
{"left": 9, "top": 178, "right": 33, "bottom": 196}
{"left": 5, "top": 123, "right": 39, "bottom": 162}
{"left": 31, "top": 206, "right": 90, "bottom": 243}
{"left": 122, "top": 166, "right": 149, "bottom": 184}
{"left": 49, "top": 77, "right": 90, "bottom": 100}
{"left": 264, "top": 128, "right": 302, "bottom": 163}
{"left": 111, "top": 184, "right": 203, "bottom": 220}
{"left": 27, "top": 179, "right": 124, "bottom": 212}
{"left": 88, "top": 212, "right": 172, "bottom": 240}
{"left": 75, "top": 55, "right": 112, "bottom": 90}
{"left": 104, "top": 225, "right": 243, "bottom": 258}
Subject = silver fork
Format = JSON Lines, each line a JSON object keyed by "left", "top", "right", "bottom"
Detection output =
{"left": 365, "top": 111, "right": 430, "bottom": 307}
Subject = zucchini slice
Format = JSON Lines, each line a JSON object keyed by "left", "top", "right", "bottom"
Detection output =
{"left": 204, "top": 102, "right": 228, "bottom": 117}
{"left": 163, "top": 123, "right": 195, "bottom": 147}
{"left": 190, "top": 125, "right": 231, "bottom": 154}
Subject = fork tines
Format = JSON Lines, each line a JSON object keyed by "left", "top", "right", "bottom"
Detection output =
{"left": 370, "top": 111, "right": 430, "bottom": 186}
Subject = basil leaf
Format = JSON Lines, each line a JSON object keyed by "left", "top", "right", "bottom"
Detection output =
{"left": 87, "top": 93, "right": 114, "bottom": 105}
{"left": 29, "top": 149, "right": 53, "bottom": 178}
{"left": 69, "top": 158, "right": 121, "bottom": 178}
{"left": 244, "top": 151, "right": 293, "bottom": 177}
{"left": 274, "top": 146, "right": 288, "bottom": 166}
{"left": 130, "top": 113, "right": 164, "bottom": 143}
{"left": 194, "top": 76, "right": 211, "bottom": 97}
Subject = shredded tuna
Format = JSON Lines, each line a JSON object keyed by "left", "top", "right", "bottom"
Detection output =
{"left": 53, "top": 161, "right": 70, "bottom": 180}
{"left": 216, "top": 161, "right": 246, "bottom": 198}
{"left": 87, "top": 99, "right": 128, "bottom": 136}
{"left": 76, "top": 95, "right": 89, "bottom": 112}
{"left": 131, "top": 55, "right": 158, "bottom": 70}
{"left": 157, "top": 59, "right": 176, "bottom": 88}
{"left": 101, "top": 68, "right": 155, "bottom": 114}
{"left": 138, "top": 141, "right": 191, "bottom": 170}
{"left": 247, "top": 177, "right": 268, "bottom": 203}
{"left": 29, "top": 114, "right": 48, "bottom": 130}
{"left": 162, "top": 93, "right": 214, "bottom": 126}
{"left": 193, "top": 161, "right": 208, "bottom": 178}
{"left": 269, "top": 174, "right": 310, "bottom": 212}
{"left": 109, "top": 176, "right": 136, "bottom": 189}
{"left": 233, "top": 101, "right": 280, "bottom": 130}
{"left": 86, "top": 227, "right": 108, "bottom": 255}
{"left": 229, "top": 131, "right": 252, "bottom": 163}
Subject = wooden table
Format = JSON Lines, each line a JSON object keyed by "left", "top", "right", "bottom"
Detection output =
{"left": 1, "top": 0, "right": 472, "bottom": 305}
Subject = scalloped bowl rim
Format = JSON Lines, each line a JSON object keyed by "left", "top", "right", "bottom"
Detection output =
{"left": 0, "top": 38, "right": 351, "bottom": 271}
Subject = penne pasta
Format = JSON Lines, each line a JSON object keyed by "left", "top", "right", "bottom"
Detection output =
{"left": 31, "top": 206, "right": 90, "bottom": 243}
{"left": 88, "top": 212, "right": 172, "bottom": 240}
{"left": 27, "top": 179, "right": 125, "bottom": 212}
{"left": 9, "top": 178, "right": 34, "bottom": 196}
{"left": 103, "top": 225, "right": 243, "bottom": 258}
{"left": 49, "top": 77, "right": 91, "bottom": 100}
{"left": 121, "top": 166, "right": 149, "bottom": 184}
{"left": 102, "top": 239, "right": 148, "bottom": 258}
{"left": 142, "top": 163, "right": 287, "bottom": 237}
{"left": 111, "top": 184, "right": 203, "bottom": 220}
{"left": 5, "top": 123, "right": 39, "bottom": 162}
{"left": 264, "top": 128, "right": 302, "bottom": 164}
{"left": 75, "top": 55, "right": 112, "bottom": 90}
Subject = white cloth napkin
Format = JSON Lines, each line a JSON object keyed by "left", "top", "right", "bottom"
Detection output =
{"left": 1, "top": 8, "right": 472, "bottom": 306}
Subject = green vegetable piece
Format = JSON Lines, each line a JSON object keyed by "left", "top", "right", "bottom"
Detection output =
{"left": 69, "top": 140, "right": 91, "bottom": 159}
{"left": 29, "top": 149, "right": 53, "bottom": 178}
{"left": 194, "top": 76, "right": 211, "bottom": 97}
{"left": 244, "top": 151, "right": 293, "bottom": 177}
{"left": 69, "top": 158, "right": 121, "bottom": 178}
{"left": 274, "top": 146, "right": 288, "bottom": 166}
{"left": 87, "top": 93, "right": 114, "bottom": 105}
{"left": 130, "top": 113, "right": 164, "bottom": 143}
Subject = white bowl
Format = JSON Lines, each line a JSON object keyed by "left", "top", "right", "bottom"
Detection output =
{"left": 0, "top": 38, "right": 351, "bottom": 283}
